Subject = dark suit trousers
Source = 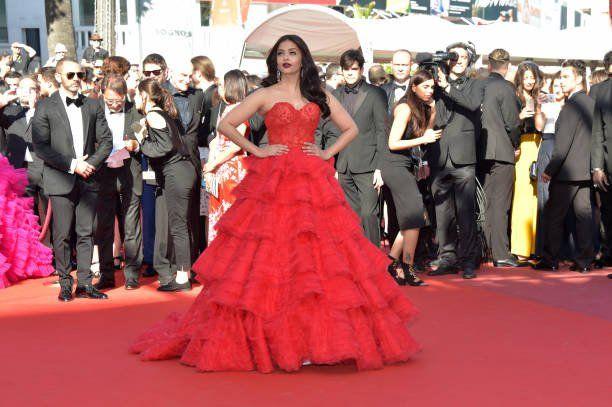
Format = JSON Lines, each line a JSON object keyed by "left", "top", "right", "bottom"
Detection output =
{"left": 25, "top": 161, "right": 51, "bottom": 247}
{"left": 599, "top": 187, "right": 612, "bottom": 259}
{"left": 482, "top": 160, "right": 515, "bottom": 261}
{"left": 338, "top": 170, "right": 381, "bottom": 246}
{"left": 431, "top": 161, "right": 479, "bottom": 267}
{"left": 50, "top": 180, "right": 98, "bottom": 288}
{"left": 95, "top": 166, "right": 143, "bottom": 282}
{"left": 543, "top": 181, "right": 594, "bottom": 267}
{"left": 153, "top": 160, "right": 196, "bottom": 284}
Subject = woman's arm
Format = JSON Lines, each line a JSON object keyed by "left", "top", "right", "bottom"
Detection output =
{"left": 218, "top": 89, "right": 288, "bottom": 158}
{"left": 534, "top": 100, "right": 546, "bottom": 132}
{"left": 388, "top": 104, "right": 440, "bottom": 150}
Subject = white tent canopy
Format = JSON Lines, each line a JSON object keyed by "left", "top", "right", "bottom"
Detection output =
{"left": 240, "top": 5, "right": 609, "bottom": 66}
{"left": 242, "top": 5, "right": 365, "bottom": 62}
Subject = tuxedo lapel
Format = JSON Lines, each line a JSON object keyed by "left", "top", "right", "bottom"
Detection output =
{"left": 81, "top": 100, "right": 91, "bottom": 151}
{"left": 352, "top": 87, "right": 368, "bottom": 118}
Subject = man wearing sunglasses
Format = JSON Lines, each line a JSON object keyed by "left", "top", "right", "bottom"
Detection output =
{"left": 32, "top": 58, "right": 113, "bottom": 302}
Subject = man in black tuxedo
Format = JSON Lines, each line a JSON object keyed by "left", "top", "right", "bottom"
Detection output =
{"left": 590, "top": 51, "right": 612, "bottom": 273}
{"left": 0, "top": 77, "right": 51, "bottom": 243}
{"left": 32, "top": 59, "right": 113, "bottom": 301}
{"left": 427, "top": 42, "right": 485, "bottom": 279}
{"left": 317, "top": 49, "right": 387, "bottom": 246}
{"left": 94, "top": 74, "right": 143, "bottom": 291}
{"left": 535, "top": 60, "right": 595, "bottom": 272}
{"left": 480, "top": 49, "right": 522, "bottom": 267}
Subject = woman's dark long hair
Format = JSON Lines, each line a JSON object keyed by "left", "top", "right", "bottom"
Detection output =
{"left": 395, "top": 69, "right": 434, "bottom": 138}
{"left": 138, "top": 78, "right": 178, "bottom": 119}
{"left": 261, "top": 35, "right": 330, "bottom": 118}
{"left": 514, "top": 61, "right": 542, "bottom": 106}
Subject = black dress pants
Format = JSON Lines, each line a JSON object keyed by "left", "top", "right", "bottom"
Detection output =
{"left": 431, "top": 160, "right": 479, "bottom": 268}
{"left": 338, "top": 169, "right": 381, "bottom": 246}
{"left": 95, "top": 166, "right": 143, "bottom": 283}
{"left": 50, "top": 180, "right": 98, "bottom": 289}
{"left": 543, "top": 181, "right": 594, "bottom": 268}
{"left": 153, "top": 160, "right": 196, "bottom": 284}
{"left": 482, "top": 160, "right": 515, "bottom": 261}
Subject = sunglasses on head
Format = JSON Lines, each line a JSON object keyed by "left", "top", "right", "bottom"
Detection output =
{"left": 143, "top": 69, "right": 163, "bottom": 77}
{"left": 66, "top": 71, "right": 86, "bottom": 80}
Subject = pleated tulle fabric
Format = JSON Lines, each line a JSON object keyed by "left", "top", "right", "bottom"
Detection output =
{"left": 130, "top": 102, "right": 421, "bottom": 372}
{"left": 0, "top": 156, "right": 53, "bottom": 288}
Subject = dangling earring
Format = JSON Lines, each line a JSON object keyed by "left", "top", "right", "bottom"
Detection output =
{"left": 277, "top": 69, "right": 281, "bottom": 81}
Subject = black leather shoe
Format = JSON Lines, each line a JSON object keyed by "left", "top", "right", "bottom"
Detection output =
{"left": 142, "top": 264, "right": 157, "bottom": 277}
{"left": 157, "top": 281, "right": 192, "bottom": 292}
{"left": 58, "top": 287, "right": 73, "bottom": 302}
{"left": 570, "top": 264, "right": 591, "bottom": 274}
{"left": 125, "top": 280, "right": 140, "bottom": 290}
{"left": 532, "top": 260, "right": 558, "bottom": 271}
{"left": 493, "top": 257, "right": 520, "bottom": 268}
{"left": 94, "top": 278, "right": 116, "bottom": 290}
{"left": 387, "top": 256, "right": 406, "bottom": 286}
{"left": 462, "top": 267, "right": 477, "bottom": 279}
{"left": 75, "top": 285, "right": 109, "bottom": 299}
{"left": 427, "top": 263, "right": 458, "bottom": 276}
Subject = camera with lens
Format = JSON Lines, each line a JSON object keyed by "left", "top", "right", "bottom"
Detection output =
{"left": 415, "top": 51, "right": 458, "bottom": 82}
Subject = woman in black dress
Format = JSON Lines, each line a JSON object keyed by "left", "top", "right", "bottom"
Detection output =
{"left": 381, "top": 69, "right": 440, "bottom": 286}
{"left": 128, "top": 78, "right": 197, "bottom": 291}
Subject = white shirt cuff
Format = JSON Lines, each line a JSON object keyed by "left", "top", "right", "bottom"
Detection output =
{"left": 69, "top": 159, "right": 77, "bottom": 174}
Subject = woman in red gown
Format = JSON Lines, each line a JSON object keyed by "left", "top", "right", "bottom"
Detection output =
{"left": 130, "top": 35, "right": 420, "bottom": 372}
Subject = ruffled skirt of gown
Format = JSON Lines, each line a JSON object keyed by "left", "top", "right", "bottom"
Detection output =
{"left": 130, "top": 151, "right": 421, "bottom": 372}
{"left": 0, "top": 156, "right": 53, "bottom": 288}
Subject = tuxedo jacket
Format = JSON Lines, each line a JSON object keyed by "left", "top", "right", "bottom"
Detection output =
{"left": 590, "top": 79, "right": 612, "bottom": 174}
{"left": 381, "top": 80, "right": 406, "bottom": 114}
{"left": 97, "top": 100, "right": 144, "bottom": 196}
{"left": 480, "top": 72, "right": 522, "bottom": 164}
{"left": 315, "top": 82, "right": 388, "bottom": 174}
{"left": 0, "top": 104, "right": 37, "bottom": 169}
{"left": 546, "top": 90, "right": 594, "bottom": 182}
{"left": 428, "top": 77, "right": 485, "bottom": 168}
{"left": 32, "top": 91, "right": 113, "bottom": 195}
{"left": 200, "top": 84, "right": 218, "bottom": 147}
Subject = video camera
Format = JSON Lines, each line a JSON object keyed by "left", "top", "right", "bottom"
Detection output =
{"left": 415, "top": 51, "right": 458, "bottom": 82}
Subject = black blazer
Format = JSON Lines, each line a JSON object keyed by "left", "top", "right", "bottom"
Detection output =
{"left": 32, "top": 91, "right": 113, "bottom": 195}
{"left": 590, "top": 79, "right": 612, "bottom": 174}
{"left": 97, "top": 100, "right": 144, "bottom": 196}
{"left": 315, "top": 82, "right": 388, "bottom": 174}
{"left": 0, "top": 104, "right": 36, "bottom": 169}
{"left": 480, "top": 72, "right": 521, "bottom": 163}
{"left": 428, "top": 77, "right": 485, "bottom": 168}
{"left": 380, "top": 80, "right": 407, "bottom": 114}
{"left": 546, "top": 90, "right": 594, "bottom": 182}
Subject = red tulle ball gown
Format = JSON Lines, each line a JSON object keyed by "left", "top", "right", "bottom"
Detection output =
{"left": 130, "top": 102, "right": 421, "bottom": 372}
{"left": 0, "top": 156, "right": 53, "bottom": 288}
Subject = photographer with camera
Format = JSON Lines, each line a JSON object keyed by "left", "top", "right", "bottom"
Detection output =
{"left": 425, "top": 42, "right": 484, "bottom": 280}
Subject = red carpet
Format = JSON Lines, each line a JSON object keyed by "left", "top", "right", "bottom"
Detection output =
{"left": 1, "top": 266, "right": 611, "bottom": 406}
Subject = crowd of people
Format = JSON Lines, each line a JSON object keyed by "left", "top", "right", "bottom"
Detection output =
{"left": 0, "top": 33, "right": 610, "bottom": 302}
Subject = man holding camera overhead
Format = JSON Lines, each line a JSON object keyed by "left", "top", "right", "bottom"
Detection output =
{"left": 426, "top": 42, "right": 485, "bottom": 280}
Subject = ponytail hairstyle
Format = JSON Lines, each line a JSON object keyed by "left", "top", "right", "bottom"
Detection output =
{"left": 137, "top": 77, "right": 178, "bottom": 119}
{"left": 395, "top": 69, "right": 434, "bottom": 138}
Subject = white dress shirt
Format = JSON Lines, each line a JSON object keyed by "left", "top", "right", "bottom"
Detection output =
{"left": 24, "top": 108, "right": 35, "bottom": 162}
{"left": 104, "top": 105, "right": 129, "bottom": 168}
{"left": 58, "top": 89, "right": 85, "bottom": 173}
{"left": 393, "top": 81, "right": 408, "bottom": 103}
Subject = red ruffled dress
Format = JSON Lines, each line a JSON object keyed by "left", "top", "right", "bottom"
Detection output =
{"left": 130, "top": 102, "right": 421, "bottom": 372}
{"left": 0, "top": 156, "right": 53, "bottom": 288}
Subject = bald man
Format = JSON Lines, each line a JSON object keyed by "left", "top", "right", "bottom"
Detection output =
{"left": 32, "top": 58, "right": 113, "bottom": 301}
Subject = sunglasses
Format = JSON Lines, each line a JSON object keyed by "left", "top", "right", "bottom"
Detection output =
{"left": 66, "top": 71, "right": 86, "bottom": 80}
{"left": 143, "top": 69, "right": 163, "bottom": 77}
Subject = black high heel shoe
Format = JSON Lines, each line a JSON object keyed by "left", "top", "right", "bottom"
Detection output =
{"left": 387, "top": 255, "right": 406, "bottom": 286}
{"left": 401, "top": 262, "right": 427, "bottom": 287}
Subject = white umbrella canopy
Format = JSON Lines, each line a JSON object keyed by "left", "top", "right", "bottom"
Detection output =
{"left": 242, "top": 5, "right": 363, "bottom": 62}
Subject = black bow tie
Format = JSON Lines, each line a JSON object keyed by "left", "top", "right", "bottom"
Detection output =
{"left": 450, "top": 76, "right": 468, "bottom": 87}
{"left": 394, "top": 84, "right": 407, "bottom": 91}
{"left": 66, "top": 95, "right": 84, "bottom": 108}
{"left": 344, "top": 86, "right": 359, "bottom": 95}
{"left": 109, "top": 110, "right": 123, "bottom": 115}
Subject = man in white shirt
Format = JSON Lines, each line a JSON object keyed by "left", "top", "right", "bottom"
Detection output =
{"left": 32, "top": 59, "right": 113, "bottom": 302}
{"left": 94, "top": 74, "right": 143, "bottom": 291}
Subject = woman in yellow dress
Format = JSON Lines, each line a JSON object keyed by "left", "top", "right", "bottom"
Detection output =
{"left": 511, "top": 62, "right": 545, "bottom": 260}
